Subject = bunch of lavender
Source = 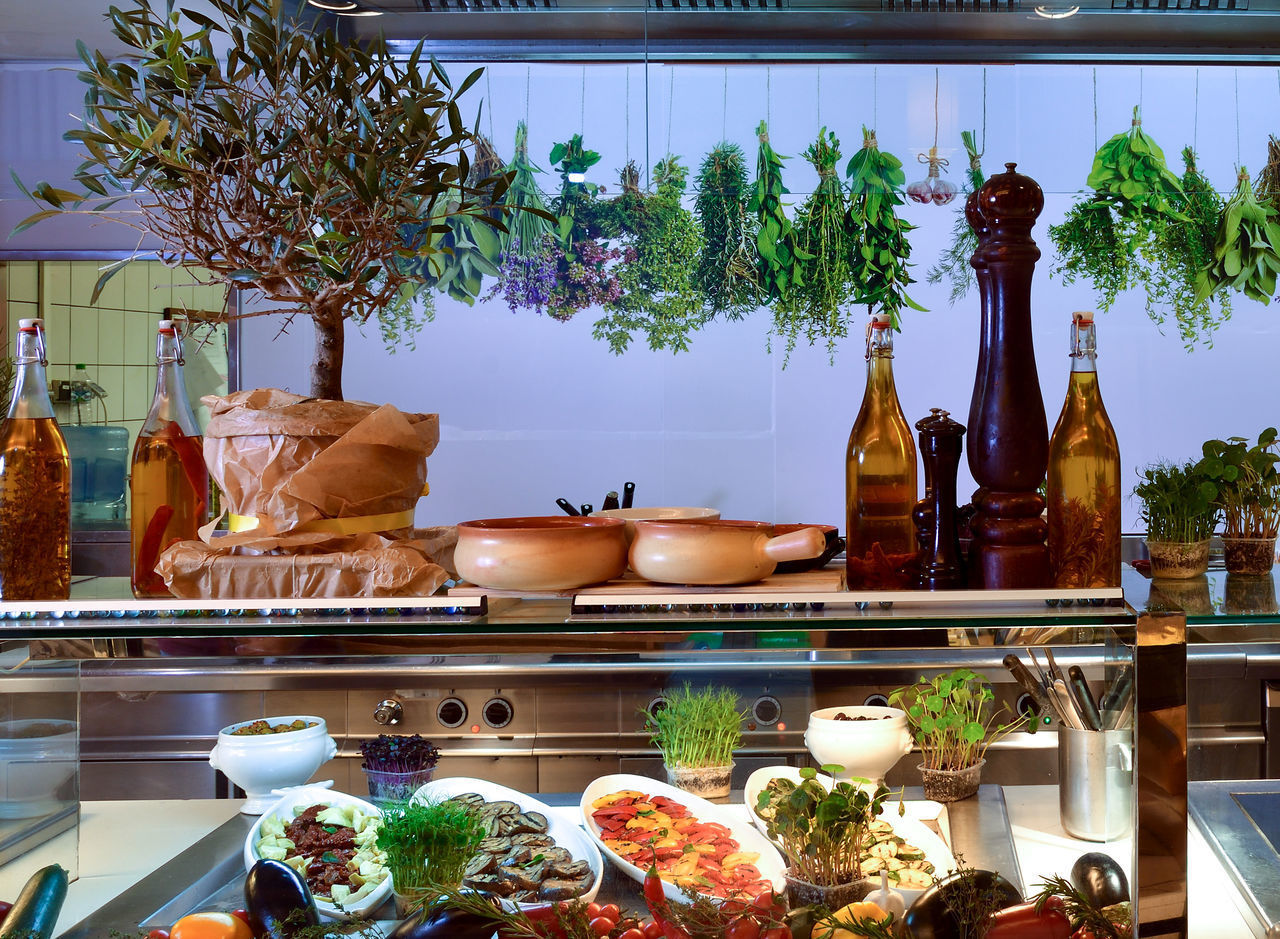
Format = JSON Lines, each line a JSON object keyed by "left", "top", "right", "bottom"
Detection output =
{"left": 358, "top": 734, "right": 441, "bottom": 774}
{"left": 488, "top": 235, "right": 560, "bottom": 315}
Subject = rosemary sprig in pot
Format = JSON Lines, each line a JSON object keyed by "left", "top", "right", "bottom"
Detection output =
{"left": 927, "top": 129, "right": 986, "bottom": 305}
{"left": 1133, "top": 147, "right": 1231, "bottom": 348}
{"left": 773, "top": 128, "right": 856, "bottom": 358}
{"left": 591, "top": 155, "right": 709, "bottom": 354}
{"left": 1195, "top": 167, "right": 1280, "bottom": 306}
{"left": 694, "top": 141, "right": 762, "bottom": 319}
{"left": 748, "top": 120, "right": 809, "bottom": 305}
{"left": 845, "top": 126, "right": 925, "bottom": 329}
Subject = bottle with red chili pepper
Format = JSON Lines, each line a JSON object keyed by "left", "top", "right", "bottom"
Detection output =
{"left": 129, "top": 319, "right": 209, "bottom": 598}
{"left": 0, "top": 318, "right": 71, "bottom": 600}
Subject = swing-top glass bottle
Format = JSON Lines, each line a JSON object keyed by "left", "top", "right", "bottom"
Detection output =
{"left": 0, "top": 318, "right": 71, "bottom": 600}
{"left": 1047, "top": 312, "right": 1121, "bottom": 588}
{"left": 130, "top": 319, "right": 209, "bottom": 598}
{"left": 845, "top": 313, "right": 918, "bottom": 589}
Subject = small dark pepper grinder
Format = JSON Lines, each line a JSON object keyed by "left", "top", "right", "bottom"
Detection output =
{"left": 909, "top": 408, "right": 944, "bottom": 588}
{"left": 917, "top": 409, "right": 967, "bottom": 590}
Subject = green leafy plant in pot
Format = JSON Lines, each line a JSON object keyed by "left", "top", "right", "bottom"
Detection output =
{"left": 753, "top": 767, "right": 893, "bottom": 910}
{"left": 644, "top": 684, "right": 744, "bottom": 802}
{"left": 889, "top": 668, "right": 1025, "bottom": 802}
{"left": 376, "top": 797, "right": 484, "bottom": 916}
{"left": 1133, "top": 459, "right": 1221, "bottom": 579}
{"left": 13, "top": 0, "right": 502, "bottom": 402}
{"left": 1201, "top": 428, "right": 1280, "bottom": 575}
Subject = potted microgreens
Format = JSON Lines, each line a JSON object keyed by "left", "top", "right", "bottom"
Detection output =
{"left": 1133, "top": 459, "right": 1221, "bottom": 579}
{"left": 1201, "top": 429, "right": 1280, "bottom": 575}
{"left": 376, "top": 797, "right": 484, "bottom": 916}
{"left": 889, "top": 668, "right": 1025, "bottom": 803}
{"left": 644, "top": 684, "right": 744, "bottom": 802}
{"left": 358, "top": 734, "right": 441, "bottom": 806}
{"left": 753, "top": 767, "right": 893, "bottom": 910}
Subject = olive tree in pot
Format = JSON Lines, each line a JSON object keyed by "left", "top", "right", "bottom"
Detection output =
{"left": 889, "top": 668, "right": 1025, "bottom": 803}
{"left": 1201, "top": 429, "right": 1280, "bottom": 576}
{"left": 644, "top": 684, "right": 744, "bottom": 802}
{"left": 1132, "top": 460, "right": 1221, "bottom": 579}
{"left": 753, "top": 767, "right": 893, "bottom": 910}
{"left": 14, "top": 0, "right": 503, "bottom": 401}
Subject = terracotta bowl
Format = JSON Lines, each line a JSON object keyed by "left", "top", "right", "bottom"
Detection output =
{"left": 772, "top": 524, "right": 844, "bottom": 574}
{"left": 590, "top": 506, "right": 720, "bottom": 543}
{"left": 455, "top": 516, "right": 628, "bottom": 591}
{"left": 629, "top": 519, "right": 826, "bottom": 585}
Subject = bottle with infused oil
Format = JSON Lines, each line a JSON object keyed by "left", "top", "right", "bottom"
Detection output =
{"left": 130, "top": 319, "right": 209, "bottom": 598}
{"left": 0, "top": 318, "right": 71, "bottom": 600}
{"left": 846, "top": 313, "right": 918, "bottom": 589}
{"left": 1047, "top": 312, "right": 1121, "bottom": 588}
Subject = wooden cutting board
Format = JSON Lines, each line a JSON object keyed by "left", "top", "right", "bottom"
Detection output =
{"left": 448, "top": 564, "right": 845, "bottom": 600}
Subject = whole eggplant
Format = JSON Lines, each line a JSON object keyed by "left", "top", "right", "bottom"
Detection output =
{"left": 244, "top": 858, "right": 320, "bottom": 939}
{"left": 902, "top": 869, "right": 1022, "bottom": 939}
{"left": 1071, "top": 852, "right": 1130, "bottom": 909}
{"left": 387, "top": 900, "right": 503, "bottom": 939}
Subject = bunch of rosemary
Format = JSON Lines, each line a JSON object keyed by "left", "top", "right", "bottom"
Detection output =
{"left": 927, "top": 129, "right": 986, "bottom": 305}
{"left": 747, "top": 120, "right": 809, "bottom": 305}
{"left": 845, "top": 126, "right": 924, "bottom": 329}
{"left": 694, "top": 142, "right": 761, "bottom": 320}
{"left": 1133, "top": 147, "right": 1232, "bottom": 348}
{"left": 773, "top": 128, "right": 857, "bottom": 357}
{"left": 1254, "top": 135, "right": 1280, "bottom": 212}
{"left": 1195, "top": 167, "right": 1280, "bottom": 306}
{"left": 591, "top": 155, "right": 709, "bottom": 353}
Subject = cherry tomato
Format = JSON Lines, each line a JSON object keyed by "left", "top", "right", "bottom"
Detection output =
{"left": 588, "top": 916, "right": 615, "bottom": 937}
{"left": 752, "top": 891, "right": 784, "bottom": 917}
{"left": 642, "top": 921, "right": 665, "bottom": 939}
{"left": 617, "top": 930, "right": 647, "bottom": 939}
{"left": 761, "top": 928, "right": 791, "bottom": 939}
{"left": 146, "top": 931, "right": 171, "bottom": 939}
{"left": 586, "top": 903, "right": 603, "bottom": 920}
{"left": 229, "top": 910, "right": 250, "bottom": 927}
{"left": 599, "top": 904, "right": 622, "bottom": 924}
{"left": 726, "top": 917, "right": 762, "bottom": 939}
{"left": 0, "top": 900, "right": 11, "bottom": 924}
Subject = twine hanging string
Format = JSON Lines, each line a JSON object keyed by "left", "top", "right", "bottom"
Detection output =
{"left": 485, "top": 71, "right": 494, "bottom": 141}
{"left": 625, "top": 68, "right": 631, "bottom": 164}
{"left": 1138, "top": 66, "right": 1144, "bottom": 116}
{"left": 1235, "top": 69, "right": 1241, "bottom": 169}
{"left": 932, "top": 66, "right": 940, "bottom": 149}
{"left": 1092, "top": 67, "right": 1097, "bottom": 153}
{"left": 722, "top": 67, "right": 728, "bottom": 141}
{"left": 816, "top": 66, "right": 822, "bottom": 128}
{"left": 666, "top": 67, "right": 675, "bottom": 159}
{"left": 766, "top": 65, "right": 772, "bottom": 127}
{"left": 873, "top": 66, "right": 878, "bottom": 129}
{"left": 979, "top": 66, "right": 987, "bottom": 155}
{"left": 525, "top": 66, "right": 531, "bottom": 125}
{"left": 1193, "top": 68, "right": 1199, "bottom": 154}
{"left": 580, "top": 66, "right": 587, "bottom": 134}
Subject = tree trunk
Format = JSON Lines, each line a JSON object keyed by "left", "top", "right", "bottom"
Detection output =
{"left": 310, "top": 310, "right": 344, "bottom": 401}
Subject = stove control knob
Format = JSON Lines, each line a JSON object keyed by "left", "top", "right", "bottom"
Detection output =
{"left": 374, "top": 698, "right": 403, "bottom": 725}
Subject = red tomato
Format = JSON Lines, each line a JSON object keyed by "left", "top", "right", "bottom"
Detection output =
{"left": 726, "top": 917, "right": 762, "bottom": 939}
{"left": 146, "top": 931, "right": 171, "bottom": 939}
{"left": 588, "top": 916, "right": 615, "bottom": 937}
{"left": 599, "top": 904, "right": 622, "bottom": 924}
{"left": 586, "top": 903, "right": 603, "bottom": 920}
{"left": 229, "top": 910, "right": 250, "bottom": 927}
{"left": 761, "top": 928, "right": 791, "bottom": 939}
{"left": 0, "top": 901, "right": 11, "bottom": 924}
{"left": 617, "top": 930, "right": 647, "bottom": 939}
{"left": 752, "top": 891, "right": 784, "bottom": 917}
{"left": 642, "top": 921, "right": 665, "bottom": 939}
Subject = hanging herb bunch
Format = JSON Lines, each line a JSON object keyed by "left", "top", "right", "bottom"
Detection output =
{"left": 1195, "top": 166, "right": 1280, "bottom": 306}
{"left": 927, "top": 130, "right": 986, "bottom": 305}
{"left": 486, "top": 121, "right": 561, "bottom": 317}
{"left": 1255, "top": 135, "right": 1280, "bottom": 212}
{"left": 591, "top": 155, "right": 707, "bottom": 353}
{"left": 772, "top": 128, "right": 857, "bottom": 358}
{"left": 1050, "top": 105, "right": 1191, "bottom": 326}
{"left": 1134, "top": 147, "right": 1232, "bottom": 348}
{"left": 694, "top": 142, "right": 761, "bottom": 320}
{"left": 748, "top": 120, "right": 809, "bottom": 307}
{"left": 845, "top": 126, "right": 925, "bottom": 328}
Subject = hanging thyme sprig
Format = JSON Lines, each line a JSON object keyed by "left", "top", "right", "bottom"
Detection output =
{"left": 1133, "top": 147, "right": 1231, "bottom": 348}
{"left": 694, "top": 142, "right": 761, "bottom": 320}
{"left": 927, "top": 129, "right": 986, "bottom": 305}
{"left": 1049, "top": 198, "right": 1135, "bottom": 313}
{"left": 747, "top": 120, "right": 808, "bottom": 305}
{"left": 772, "top": 128, "right": 856, "bottom": 358}
{"left": 1196, "top": 167, "right": 1280, "bottom": 306}
{"left": 846, "top": 126, "right": 925, "bottom": 329}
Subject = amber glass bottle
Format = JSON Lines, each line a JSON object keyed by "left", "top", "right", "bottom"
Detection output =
{"left": 0, "top": 319, "right": 71, "bottom": 600}
{"left": 846, "top": 314, "right": 918, "bottom": 589}
{"left": 1047, "top": 312, "right": 1121, "bottom": 588}
{"left": 130, "top": 320, "right": 209, "bottom": 598}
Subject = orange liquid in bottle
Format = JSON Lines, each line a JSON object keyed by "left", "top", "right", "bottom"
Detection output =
{"left": 130, "top": 429, "right": 207, "bottom": 598}
{"left": 0, "top": 417, "right": 71, "bottom": 600}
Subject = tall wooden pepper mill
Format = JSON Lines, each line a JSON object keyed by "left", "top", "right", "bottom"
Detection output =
{"left": 968, "top": 163, "right": 1050, "bottom": 588}
{"left": 917, "top": 409, "right": 967, "bottom": 590}
{"left": 964, "top": 188, "right": 992, "bottom": 588}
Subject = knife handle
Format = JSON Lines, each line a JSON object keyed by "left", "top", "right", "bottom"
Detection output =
{"left": 602, "top": 491, "right": 620, "bottom": 511}
{"left": 556, "top": 498, "right": 581, "bottom": 516}
{"left": 1003, "top": 654, "right": 1052, "bottom": 715}
{"left": 1068, "top": 665, "right": 1103, "bottom": 731}
{"left": 622, "top": 481, "right": 636, "bottom": 509}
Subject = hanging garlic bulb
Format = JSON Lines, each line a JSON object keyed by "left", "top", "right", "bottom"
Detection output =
{"left": 910, "top": 147, "right": 954, "bottom": 206}
{"left": 906, "top": 174, "right": 935, "bottom": 205}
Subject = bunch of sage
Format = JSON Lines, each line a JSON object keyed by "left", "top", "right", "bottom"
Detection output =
{"left": 747, "top": 120, "right": 809, "bottom": 305}
{"left": 846, "top": 126, "right": 924, "bottom": 328}
{"left": 1196, "top": 167, "right": 1280, "bottom": 306}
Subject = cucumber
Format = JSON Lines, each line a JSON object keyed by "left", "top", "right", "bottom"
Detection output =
{"left": 0, "top": 864, "right": 68, "bottom": 939}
